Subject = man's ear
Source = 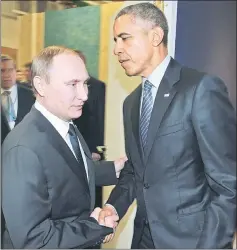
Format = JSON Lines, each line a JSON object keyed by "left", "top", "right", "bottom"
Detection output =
{"left": 151, "top": 26, "right": 164, "bottom": 47}
{"left": 33, "top": 76, "right": 46, "bottom": 96}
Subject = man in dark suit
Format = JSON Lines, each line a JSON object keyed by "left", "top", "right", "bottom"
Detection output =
{"left": 99, "top": 3, "right": 236, "bottom": 249}
{"left": 1, "top": 55, "right": 35, "bottom": 244}
{"left": 1, "top": 55, "right": 35, "bottom": 143}
{"left": 2, "top": 46, "right": 126, "bottom": 248}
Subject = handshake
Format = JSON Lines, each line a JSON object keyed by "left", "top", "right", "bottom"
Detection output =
{"left": 90, "top": 205, "right": 119, "bottom": 243}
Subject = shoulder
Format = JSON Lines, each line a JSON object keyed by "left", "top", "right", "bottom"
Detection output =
{"left": 2, "top": 112, "right": 44, "bottom": 154}
{"left": 17, "top": 84, "right": 35, "bottom": 102}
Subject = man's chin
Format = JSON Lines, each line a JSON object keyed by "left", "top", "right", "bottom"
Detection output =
{"left": 71, "top": 109, "right": 83, "bottom": 119}
{"left": 124, "top": 67, "right": 137, "bottom": 77}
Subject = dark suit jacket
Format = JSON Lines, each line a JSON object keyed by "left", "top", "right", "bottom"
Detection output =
{"left": 1, "top": 84, "right": 35, "bottom": 144}
{"left": 107, "top": 58, "right": 236, "bottom": 248}
{"left": 1, "top": 84, "right": 35, "bottom": 242}
{"left": 74, "top": 76, "right": 106, "bottom": 153}
{"left": 2, "top": 107, "right": 117, "bottom": 248}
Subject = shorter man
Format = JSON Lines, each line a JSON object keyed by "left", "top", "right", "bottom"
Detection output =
{"left": 2, "top": 46, "right": 125, "bottom": 249}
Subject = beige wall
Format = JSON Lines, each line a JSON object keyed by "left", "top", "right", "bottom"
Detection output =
{"left": 17, "top": 13, "right": 44, "bottom": 67}
{"left": 1, "top": 1, "right": 45, "bottom": 68}
{"left": 1, "top": 15, "right": 20, "bottom": 50}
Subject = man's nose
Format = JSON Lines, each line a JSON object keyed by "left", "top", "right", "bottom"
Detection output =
{"left": 114, "top": 40, "right": 124, "bottom": 56}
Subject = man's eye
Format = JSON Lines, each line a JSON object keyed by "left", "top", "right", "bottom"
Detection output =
{"left": 122, "top": 37, "right": 129, "bottom": 41}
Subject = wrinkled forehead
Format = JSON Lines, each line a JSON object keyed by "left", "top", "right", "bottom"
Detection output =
{"left": 49, "top": 53, "right": 89, "bottom": 80}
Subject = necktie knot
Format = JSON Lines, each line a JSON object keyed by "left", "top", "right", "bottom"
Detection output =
{"left": 2, "top": 91, "right": 11, "bottom": 97}
{"left": 144, "top": 80, "right": 153, "bottom": 92}
{"left": 68, "top": 123, "right": 76, "bottom": 137}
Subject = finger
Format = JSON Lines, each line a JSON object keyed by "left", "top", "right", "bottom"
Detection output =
{"left": 110, "top": 214, "right": 119, "bottom": 221}
{"left": 103, "top": 233, "right": 114, "bottom": 243}
{"left": 93, "top": 207, "right": 101, "bottom": 212}
{"left": 98, "top": 210, "right": 108, "bottom": 224}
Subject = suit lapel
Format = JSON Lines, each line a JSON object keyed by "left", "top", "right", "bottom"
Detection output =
{"left": 15, "top": 85, "right": 32, "bottom": 125}
{"left": 1, "top": 106, "right": 10, "bottom": 132}
{"left": 32, "top": 108, "right": 90, "bottom": 192}
{"left": 131, "top": 86, "right": 144, "bottom": 161}
{"left": 15, "top": 86, "right": 24, "bottom": 124}
{"left": 144, "top": 59, "right": 182, "bottom": 164}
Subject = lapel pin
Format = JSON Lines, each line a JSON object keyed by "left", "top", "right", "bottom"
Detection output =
{"left": 164, "top": 93, "right": 170, "bottom": 97}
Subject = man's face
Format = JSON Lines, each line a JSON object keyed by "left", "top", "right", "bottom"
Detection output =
{"left": 113, "top": 14, "right": 154, "bottom": 77}
{"left": 41, "top": 53, "right": 89, "bottom": 121}
{"left": 16, "top": 71, "right": 24, "bottom": 82}
{"left": 1, "top": 60, "right": 16, "bottom": 89}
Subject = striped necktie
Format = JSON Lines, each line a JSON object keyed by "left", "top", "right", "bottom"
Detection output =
{"left": 1, "top": 91, "right": 16, "bottom": 122}
{"left": 140, "top": 80, "right": 153, "bottom": 150}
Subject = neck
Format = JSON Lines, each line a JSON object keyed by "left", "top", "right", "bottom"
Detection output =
{"left": 142, "top": 46, "right": 168, "bottom": 78}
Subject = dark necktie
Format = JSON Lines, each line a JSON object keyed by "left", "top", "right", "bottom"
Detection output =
{"left": 140, "top": 80, "right": 153, "bottom": 150}
{"left": 68, "top": 123, "right": 86, "bottom": 175}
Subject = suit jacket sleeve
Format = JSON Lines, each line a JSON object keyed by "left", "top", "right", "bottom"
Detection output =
{"left": 106, "top": 101, "right": 136, "bottom": 219}
{"left": 94, "top": 161, "right": 117, "bottom": 186}
{"left": 192, "top": 75, "right": 236, "bottom": 248}
{"left": 2, "top": 146, "right": 113, "bottom": 249}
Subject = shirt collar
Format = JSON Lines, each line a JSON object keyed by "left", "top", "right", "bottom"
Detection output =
{"left": 1, "top": 84, "right": 17, "bottom": 97}
{"left": 142, "top": 55, "right": 171, "bottom": 88}
{"left": 34, "top": 101, "right": 71, "bottom": 140}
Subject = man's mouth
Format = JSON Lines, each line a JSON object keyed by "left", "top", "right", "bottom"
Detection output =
{"left": 119, "top": 59, "right": 129, "bottom": 64}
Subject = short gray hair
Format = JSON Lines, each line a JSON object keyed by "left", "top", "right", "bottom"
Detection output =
{"left": 116, "top": 2, "right": 169, "bottom": 47}
{"left": 31, "top": 46, "right": 82, "bottom": 95}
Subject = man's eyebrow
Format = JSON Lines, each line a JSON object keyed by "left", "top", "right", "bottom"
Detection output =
{"left": 114, "top": 32, "right": 131, "bottom": 41}
{"left": 64, "top": 79, "right": 80, "bottom": 84}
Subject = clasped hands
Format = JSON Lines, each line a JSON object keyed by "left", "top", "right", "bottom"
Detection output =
{"left": 90, "top": 206, "right": 119, "bottom": 243}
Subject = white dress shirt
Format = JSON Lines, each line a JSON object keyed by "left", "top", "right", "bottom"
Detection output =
{"left": 34, "top": 101, "right": 89, "bottom": 181}
{"left": 1, "top": 84, "right": 18, "bottom": 130}
{"left": 140, "top": 55, "right": 171, "bottom": 114}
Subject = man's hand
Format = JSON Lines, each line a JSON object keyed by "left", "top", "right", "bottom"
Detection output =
{"left": 92, "top": 152, "right": 101, "bottom": 161}
{"left": 90, "top": 207, "right": 119, "bottom": 243}
{"left": 90, "top": 207, "right": 102, "bottom": 221}
{"left": 98, "top": 205, "right": 119, "bottom": 243}
{"left": 114, "top": 156, "right": 128, "bottom": 178}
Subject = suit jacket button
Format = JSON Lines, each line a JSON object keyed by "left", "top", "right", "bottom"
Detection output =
{"left": 144, "top": 183, "right": 150, "bottom": 189}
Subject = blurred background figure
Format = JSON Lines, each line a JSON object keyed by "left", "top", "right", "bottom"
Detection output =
{"left": 21, "top": 62, "right": 32, "bottom": 88}
{"left": 24, "top": 62, "right": 32, "bottom": 83}
{"left": 16, "top": 68, "right": 25, "bottom": 83}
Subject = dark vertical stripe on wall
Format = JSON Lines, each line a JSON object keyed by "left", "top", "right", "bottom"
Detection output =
{"left": 44, "top": 6, "right": 100, "bottom": 79}
{"left": 175, "top": 1, "right": 236, "bottom": 107}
